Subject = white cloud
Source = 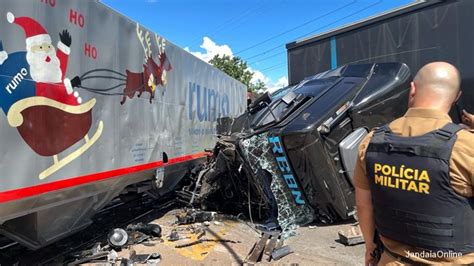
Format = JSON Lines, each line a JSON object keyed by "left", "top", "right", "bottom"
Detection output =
{"left": 186, "top": 36, "right": 288, "bottom": 93}
{"left": 185, "top": 37, "right": 233, "bottom": 63}
{"left": 249, "top": 69, "right": 270, "bottom": 85}
{"left": 249, "top": 69, "right": 288, "bottom": 93}
{"left": 266, "top": 76, "right": 288, "bottom": 93}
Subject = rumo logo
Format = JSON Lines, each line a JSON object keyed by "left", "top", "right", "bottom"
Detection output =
{"left": 268, "top": 135, "right": 305, "bottom": 205}
{"left": 5, "top": 68, "right": 28, "bottom": 94}
{"left": 188, "top": 82, "right": 229, "bottom": 122}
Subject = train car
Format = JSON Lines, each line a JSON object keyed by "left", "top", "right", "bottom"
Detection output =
{"left": 286, "top": 0, "right": 474, "bottom": 118}
{"left": 0, "top": 0, "right": 246, "bottom": 250}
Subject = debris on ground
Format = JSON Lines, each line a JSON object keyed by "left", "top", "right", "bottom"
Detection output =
{"left": 126, "top": 222, "right": 162, "bottom": 237}
{"left": 65, "top": 221, "right": 165, "bottom": 264}
{"left": 60, "top": 207, "right": 364, "bottom": 265}
{"left": 338, "top": 223, "right": 365, "bottom": 246}
{"left": 107, "top": 228, "right": 129, "bottom": 250}
{"left": 107, "top": 222, "right": 163, "bottom": 251}
{"left": 256, "top": 221, "right": 279, "bottom": 232}
{"left": 175, "top": 209, "right": 217, "bottom": 225}
{"left": 245, "top": 231, "right": 284, "bottom": 263}
{"left": 129, "top": 248, "right": 161, "bottom": 264}
{"left": 167, "top": 229, "right": 181, "bottom": 242}
{"left": 67, "top": 251, "right": 110, "bottom": 265}
{"left": 176, "top": 135, "right": 314, "bottom": 239}
{"left": 107, "top": 250, "right": 119, "bottom": 263}
{"left": 271, "top": 245, "right": 293, "bottom": 261}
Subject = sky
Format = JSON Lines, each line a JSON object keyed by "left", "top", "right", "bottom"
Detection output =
{"left": 102, "top": 0, "right": 415, "bottom": 91}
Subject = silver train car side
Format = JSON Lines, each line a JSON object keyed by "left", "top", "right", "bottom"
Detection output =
{"left": 0, "top": 0, "right": 246, "bottom": 249}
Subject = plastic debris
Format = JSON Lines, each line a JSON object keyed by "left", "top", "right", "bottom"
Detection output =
{"left": 126, "top": 222, "right": 162, "bottom": 238}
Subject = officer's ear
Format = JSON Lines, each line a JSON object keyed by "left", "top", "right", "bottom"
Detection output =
{"left": 410, "top": 82, "right": 416, "bottom": 95}
{"left": 408, "top": 82, "right": 416, "bottom": 107}
{"left": 453, "top": 90, "right": 462, "bottom": 106}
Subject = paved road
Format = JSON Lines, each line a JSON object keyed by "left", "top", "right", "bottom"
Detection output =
{"left": 116, "top": 209, "right": 365, "bottom": 265}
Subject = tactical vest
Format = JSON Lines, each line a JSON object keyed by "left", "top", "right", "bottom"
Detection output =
{"left": 365, "top": 123, "right": 474, "bottom": 253}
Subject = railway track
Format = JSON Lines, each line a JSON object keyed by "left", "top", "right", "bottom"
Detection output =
{"left": 0, "top": 193, "right": 178, "bottom": 265}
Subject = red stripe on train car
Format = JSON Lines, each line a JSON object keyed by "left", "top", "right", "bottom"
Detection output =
{"left": 0, "top": 152, "right": 209, "bottom": 203}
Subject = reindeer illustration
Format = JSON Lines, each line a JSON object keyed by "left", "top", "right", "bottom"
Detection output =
{"left": 120, "top": 24, "right": 172, "bottom": 105}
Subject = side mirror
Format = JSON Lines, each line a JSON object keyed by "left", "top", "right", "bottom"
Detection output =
{"left": 248, "top": 92, "right": 271, "bottom": 114}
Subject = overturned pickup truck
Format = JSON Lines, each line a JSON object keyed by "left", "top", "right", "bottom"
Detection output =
{"left": 185, "top": 62, "right": 411, "bottom": 234}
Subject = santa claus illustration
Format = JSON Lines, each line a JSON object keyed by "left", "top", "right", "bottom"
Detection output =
{"left": 0, "top": 12, "right": 103, "bottom": 180}
{"left": 0, "top": 12, "right": 81, "bottom": 107}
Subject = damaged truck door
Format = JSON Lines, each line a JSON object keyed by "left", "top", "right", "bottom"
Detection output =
{"left": 268, "top": 135, "right": 305, "bottom": 205}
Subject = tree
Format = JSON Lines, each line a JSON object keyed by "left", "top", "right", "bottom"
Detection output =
{"left": 249, "top": 79, "right": 266, "bottom": 93}
{"left": 209, "top": 55, "right": 263, "bottom": 93}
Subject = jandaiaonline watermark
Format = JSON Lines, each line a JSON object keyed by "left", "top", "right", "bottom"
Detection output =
{"left": 407, "top": 250, "right": 462, "bottom": 259}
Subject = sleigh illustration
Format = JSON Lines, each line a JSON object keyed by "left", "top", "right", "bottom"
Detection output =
{"left": 7, "top": 96, "right": 103, "bottom": 179}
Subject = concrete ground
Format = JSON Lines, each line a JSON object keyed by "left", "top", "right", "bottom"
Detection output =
{"left": 115, "top": 209, "right": 365, "bottom": 266}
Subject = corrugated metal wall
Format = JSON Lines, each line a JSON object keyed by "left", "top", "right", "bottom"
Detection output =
{"left": 287, "top": 0, "right": 474, "bottom": 113}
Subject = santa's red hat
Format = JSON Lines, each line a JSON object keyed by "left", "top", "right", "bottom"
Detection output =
{"left": 7, "top": 12, "right": 52, "bottom": 50}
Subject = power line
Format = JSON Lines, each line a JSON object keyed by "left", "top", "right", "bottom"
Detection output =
{"left": 245, "top": 44, "right": 281, "bottom": 61}
{"left": 234, "top": 0, "right": 357, "bottom": 55}
{"left": 213, "top": 2, "right": 272, "bottom": 39}
{"left": 248, "top": 50, "right": 286, "bottom": 65}
{"left": 243, "top": 0, "right": 383, "bottom": 62}
{"left": 190, "top": 2, "right": 265, "bottom": 44}
{"left": 296, "top": 0, "right": 382, "bottom": 39}
{"left": 259, "top": 62, "right": 287, "bottom": 72}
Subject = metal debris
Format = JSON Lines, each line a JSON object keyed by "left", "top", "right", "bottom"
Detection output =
{"left": 175, "top": 209, "right": 217, "bottom": 225}
{"left": 246, "top": 233, "right": 270, "bottom": 263}
{"left": 129, "top": 248, "right": 161, "bottom": 264}
{"left": 67, "top": 251, "right": 110, "bottom": 265}
{"left": 107, "top": 228, "right": 129, "bottom": 250}
{"left": 256, "top": 221, "right": 279, "bottom": 232}
{"left": 107, "top": 250, "right": 118, "bottom": 263}
{"left": 196, "top": 229, "right": 206, "bottom": 239}
{"left": 262, "top": 236, "right": 278, "bottom": 262}
{"left": 167, "top": 229, "right": 180, "bottom": 242}
{"left": 245, "top": 232, "right": 283, "bottom": 263}
{"left": 271, "top": 245, "right": 293, "bottom": 261}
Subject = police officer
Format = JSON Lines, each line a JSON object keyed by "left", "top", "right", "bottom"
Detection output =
{"left": 354, "top": 62, "right": 474, "bottom": 265}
